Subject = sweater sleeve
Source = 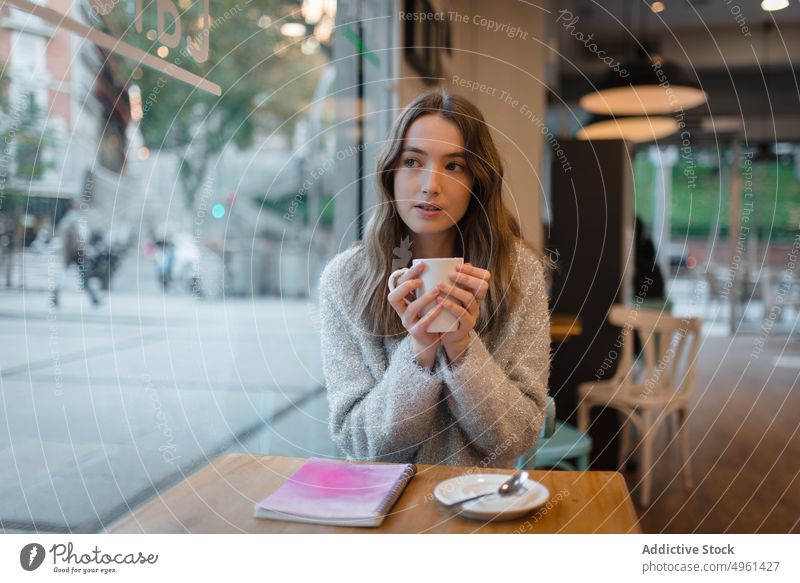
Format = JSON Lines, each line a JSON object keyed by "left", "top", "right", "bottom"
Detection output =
{"left": 319, "top": 257, "right": 444, "bottom": 463}
{"left": 435, "top": 255, "right": 550, "bottom": 461}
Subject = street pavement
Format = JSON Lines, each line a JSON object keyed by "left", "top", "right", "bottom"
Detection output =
{"left": 0, "top": 251, "right": 339, "bottom": 533}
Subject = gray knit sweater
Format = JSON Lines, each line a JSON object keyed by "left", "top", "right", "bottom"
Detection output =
{"left": 318, "top": 240, "right": 550, "bottom": 469}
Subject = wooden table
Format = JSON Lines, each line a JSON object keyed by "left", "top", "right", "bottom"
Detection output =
{"left": 551, "top": 314, "right": 582, "bottom": 342}
{"left": 107, "top": 454, "right": 640, "bottom": 534}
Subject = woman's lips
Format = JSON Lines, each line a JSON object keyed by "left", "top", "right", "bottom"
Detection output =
{"left": 414, "top": 203, "right": 442, "bottom": 218}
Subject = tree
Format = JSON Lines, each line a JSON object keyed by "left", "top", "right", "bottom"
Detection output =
{"left": 92, "top": 0, "right": 330, "bottom": 209}
{"left": 0, "top": 67, "right": 53, "bottom": 184}
{"left": 0, "top": 66, "right": 54, "bottom": 285}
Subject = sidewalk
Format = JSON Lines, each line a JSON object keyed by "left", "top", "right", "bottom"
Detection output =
{"left": 0, "top": 276, "right": 339, "bottom": 533}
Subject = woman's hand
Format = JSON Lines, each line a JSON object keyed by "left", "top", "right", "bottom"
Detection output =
{"left": 387, "top": 262, "right": 445, "bottom": 370}
{"left": 437, "top": 263, "right": 491, "bottom": 365}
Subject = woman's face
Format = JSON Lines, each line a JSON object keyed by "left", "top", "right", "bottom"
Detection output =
{"left": 393, "top": 114, "right": 473, "bottom": 239}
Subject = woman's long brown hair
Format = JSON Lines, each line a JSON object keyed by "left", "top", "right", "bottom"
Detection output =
{"left": 347, "top": 90, "right": 532, "bottom": 345}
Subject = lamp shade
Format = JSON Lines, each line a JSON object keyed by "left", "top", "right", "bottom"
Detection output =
{"left": 580, "top": 60, "right": 707, "bottom": 116}
{"left": 577, "top": 115, "right": 679, "bottom": 143}
{"left": 761, "top": 0, "right": 789, "bottom": 12}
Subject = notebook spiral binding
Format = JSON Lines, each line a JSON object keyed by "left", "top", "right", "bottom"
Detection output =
{"left": 374, "top": 463, "right": 417, "bottom": 515}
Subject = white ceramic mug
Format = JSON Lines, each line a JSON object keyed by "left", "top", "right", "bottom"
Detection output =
{"left": 388, "top": 257, "right": 464, "bottom": 333}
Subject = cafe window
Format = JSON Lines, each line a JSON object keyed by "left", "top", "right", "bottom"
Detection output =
{"left": 0, "top": 0, "right": 396, "bottom": 533}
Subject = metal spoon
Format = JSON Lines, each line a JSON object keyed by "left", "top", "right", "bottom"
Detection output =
{"left": 442, "top": 471, "right": 529, "bottom": 508}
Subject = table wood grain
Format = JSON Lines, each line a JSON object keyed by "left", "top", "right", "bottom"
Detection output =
{"left": 551, "top": 314, "right": 582, "bottom": 342}
{"left": 107, "top": 454, "right": 640, "bottom": 534}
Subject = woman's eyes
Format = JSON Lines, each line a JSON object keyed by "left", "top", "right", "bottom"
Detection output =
{"left": 401, "top": 158, "right": 465, "bottom": 171}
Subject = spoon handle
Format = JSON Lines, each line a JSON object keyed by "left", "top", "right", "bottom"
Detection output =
{"left": 442, "top": 490, "right": 498, "bottom": 508}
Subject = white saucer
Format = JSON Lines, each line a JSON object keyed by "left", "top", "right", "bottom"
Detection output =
{"left": 434, "top": 473, "right": 550, "bottom": 521}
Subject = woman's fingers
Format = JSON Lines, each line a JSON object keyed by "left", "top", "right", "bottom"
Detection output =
{"left": 411, "top": 302, "right": 445, "bottom": 335}
{"left": 449, "top": 270, "right": 490, "bottom": 300}
{"left": 388, "top": 279, "right": 421, "bottom": 311}
{"left": 436, "top": 282, "right": 478, "bottom": 312}
{"left": 401, "top": 289, "right": 440, "bottom": 328}
{"left": 396, "top": 262, "right": 424, "bottom": 286}
{"left": 436, "top": 296, "right": 476, "bottom": 328}
{"left": 459, "top": 263, "right": 491, "bottom": 281}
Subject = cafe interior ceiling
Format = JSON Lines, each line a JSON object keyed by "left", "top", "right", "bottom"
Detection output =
{"left": 553, "top": 0, "right": 800, "bottom": 143}
{"left": 559, "top": 0, "right": 800, "bottom": 33}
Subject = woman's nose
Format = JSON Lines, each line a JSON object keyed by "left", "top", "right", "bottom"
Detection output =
{"left": 421, "top": 167, "right": 442, "bottom": 195}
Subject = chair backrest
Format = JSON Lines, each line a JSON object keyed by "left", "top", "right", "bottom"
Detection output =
{"left": 607, "top": 306, "right": 702, "bottom": 400}
{"left": 540, "top": 396, "right": 556, "bottom": 439}
{"left": 705, "top": 270, "right": 724, "bottom": 298}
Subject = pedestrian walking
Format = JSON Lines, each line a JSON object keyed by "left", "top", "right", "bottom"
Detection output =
{"left": 51, "top": 200, "right": 100, "bottom": 308}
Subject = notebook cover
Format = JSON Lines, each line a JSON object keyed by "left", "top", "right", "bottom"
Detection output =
{"left": 254, "top": 458, "right": 415, "bottom": 524}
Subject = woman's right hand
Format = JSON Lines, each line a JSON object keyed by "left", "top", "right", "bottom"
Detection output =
{"left": 387, "top": 262, "right": 444, "bottom": 370}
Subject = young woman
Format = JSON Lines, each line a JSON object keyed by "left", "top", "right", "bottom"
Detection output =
{"left": 319, "top": 91, "right": 550, "bottom": 468}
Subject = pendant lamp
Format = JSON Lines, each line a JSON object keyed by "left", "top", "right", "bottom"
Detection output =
{"left": 579, "top": 59, "right": 707, "bottom": 116}
{"left": 577, "top": 114, "right": 679, "bottom": 143}
{"left": 579, "top": 0, "right": 707, "bottom": 116}
{"left": 761, "top": 0, "right": 789, "bottom": 11}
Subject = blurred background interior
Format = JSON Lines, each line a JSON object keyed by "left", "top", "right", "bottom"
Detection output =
{"left": 0, "top": 0, "right": 798, "bottom": 533}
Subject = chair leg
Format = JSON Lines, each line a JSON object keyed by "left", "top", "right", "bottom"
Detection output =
{"left": 516, "top": 450, "right": 536, "bottom": 470}
{"left": 638, "top": 409, "right": 655, "bottom": 507}
{"left": 676, "top": 407, "right": 694, "bottom": 490}
{"left": 576, "top": 455, "right": 589, "bottom": 471}
{"left": 577, "top": 401, "right": 590, "bottom": 433}
{"left": 617, "top": 411, "right": 633, "bottom": 470}
{"left": 666, "top": 413, "right": 677, "bottom": 441}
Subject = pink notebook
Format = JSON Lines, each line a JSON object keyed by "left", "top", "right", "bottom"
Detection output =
{"left": 253, "top": 458, "right": 417, "bottom": 527}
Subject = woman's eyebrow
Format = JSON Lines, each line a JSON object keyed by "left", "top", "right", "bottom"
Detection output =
{"left": 403, "top": 145, "right": 466, "bottom": 158}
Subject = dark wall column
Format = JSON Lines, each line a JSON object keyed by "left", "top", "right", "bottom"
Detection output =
{"left": 549, "top": 139, "right": 633, "bottom": 469}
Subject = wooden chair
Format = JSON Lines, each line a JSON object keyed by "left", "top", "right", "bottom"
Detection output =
{"left": 516, "top": 397, "right": 593, "bottom": 471}
{"left": 516, "top": 421, "right": 592, "bottom": 471}
{"left": 577, "top": 306, "right": 702, "bottom": 506}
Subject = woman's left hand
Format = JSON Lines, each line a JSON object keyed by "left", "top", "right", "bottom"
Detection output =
{"left": 436, "top": 263, "right": 491, "bottom": 364}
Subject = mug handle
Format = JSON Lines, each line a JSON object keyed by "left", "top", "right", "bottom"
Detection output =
{"left": 387, "top": 267, "right": 410, "bottom": 293}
